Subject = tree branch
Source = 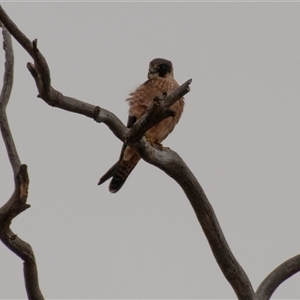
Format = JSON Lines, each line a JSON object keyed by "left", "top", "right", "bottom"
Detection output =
{"left": 0, "top": 7, "right": 191, "bottom": 146}
{"left": 0, "top": 5, "right": 257, "bottom": 299}
{"left": 256, "top": 255, "right": 300, "bottom": 299}
{"left": 6, "top": 4, "right": 300, "bottom": 299}
{"left": 126, "top": 79, "right": 192, "bottom": 143}
{"left": 133, "top": 141, "right": 256, "bottom": 299}
{"left": 0, "top": 21, "right": 20, "bottom": 174}
{"left": 0, "top": 6, "right": 50, "bottom": 93}
{"left": 0, "top": 23, "right": 44, "bottom": 300}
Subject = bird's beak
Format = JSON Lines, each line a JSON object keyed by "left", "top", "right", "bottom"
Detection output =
{"left": 148, "top": 67, "right": 156, "bottom": 75}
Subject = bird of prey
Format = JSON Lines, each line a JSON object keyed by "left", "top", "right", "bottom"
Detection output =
{"left": 98, "top": 58, "right": 184, "bottom": 193}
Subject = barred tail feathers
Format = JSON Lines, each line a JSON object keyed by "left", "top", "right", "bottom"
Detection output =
{"left": 109, "top": 153, "right": 140, "bottom": 193}
{"left": 98, "top": 161, "right": 119, "bottom": 186}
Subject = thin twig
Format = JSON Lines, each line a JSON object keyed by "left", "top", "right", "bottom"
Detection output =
{"left": 0, "top": 6, "right": 50, "bottom": 92}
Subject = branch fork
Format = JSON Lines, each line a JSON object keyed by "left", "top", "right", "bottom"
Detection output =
{"left": 0, "top": 4, "right": 299, "bottom": 300}
{"left": 0, "top": 22, "right": 44, "bottom": 300}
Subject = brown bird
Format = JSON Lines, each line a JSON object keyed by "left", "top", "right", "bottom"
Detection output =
{"left": 98, "top": 58, "right": 184, "bottom": 193}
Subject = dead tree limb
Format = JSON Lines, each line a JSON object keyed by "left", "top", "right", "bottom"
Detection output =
{"left": 1, "top": 4, "right": 300, "bottom": 299}
{"left": 256, "top": 254, "right": 300, "bottom": 299}
{"left": 0, "top": 23, "right": 44, "bottom": 300}
{"left": 0, "top": 6, "right": 254, "bottom": 299}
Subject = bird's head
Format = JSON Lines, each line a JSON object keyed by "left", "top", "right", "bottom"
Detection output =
{"left": 148, "top": 58, "right": 174, "bottom": 79}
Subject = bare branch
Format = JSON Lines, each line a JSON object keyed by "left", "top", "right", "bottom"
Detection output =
{"left": 0, "top": 6, "right": 255, "bottom": 299}
{"left": 0, "top": 6, "right": 50, "bottom": 93}
{"left": 256, "top": 255, "right": 300, "bottom": 299}
{"left": 132, "top": 140, "right": 256, "bottom": 299}
{"left": 0, "top": 24, "right": 44, "bottom": 300}
{"left": 0, "top": 5, "right": 192, "bottom": 145}
{"left": 30, "top": 60, "right": 191, "bottom": 145}
{"left": 0, "top": 22, "right": 20, "bottom": 174}
{"left": 0, "top": 166, "right": 44, "bottom": 300}
{"left": 3, "top": 5, "right": 299, "bottom": 300}
{"left": 126, "top": 79, "right": 192, "bottom": 143}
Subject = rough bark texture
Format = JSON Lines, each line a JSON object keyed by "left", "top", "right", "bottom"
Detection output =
{"left": 0, "top": 22, "right": 44, "bottom": 300}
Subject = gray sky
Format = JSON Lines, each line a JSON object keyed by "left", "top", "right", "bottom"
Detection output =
{"left": 1, "top": 2, "right": 300, "bottom": 299}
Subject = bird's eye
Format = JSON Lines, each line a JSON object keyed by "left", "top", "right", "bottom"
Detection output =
{"left": 159, "top": 64, "right": 166, "bottom": 70}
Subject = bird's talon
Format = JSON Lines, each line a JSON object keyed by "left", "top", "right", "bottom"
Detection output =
{"left": 146, "top": 137, "right": 155, "bottom": 147}
{"left": 157, "top": 143, "right": 164, "bottom": 150}
{"left": 146, "top": 137, "right": 163, "bottom": 150}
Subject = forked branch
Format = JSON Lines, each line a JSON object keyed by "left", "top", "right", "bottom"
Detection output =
{"left": 0, "top": 23, "right": 44, "bottom": 300}
{"left": 1, "top": 4, "right": 300, "bottom": 300}
{"left": 0, "top": 6, "right": 253, "bottom": 299}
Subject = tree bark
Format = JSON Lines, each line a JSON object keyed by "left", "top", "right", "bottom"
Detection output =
{"left": 0, "top": 22, "right": 44, "bottom": 300}
{"left": 256, "top": 255, "right": 300, "bottom": 299}
{"left": 0, "top": 5, "right": 299, "bottom": 299}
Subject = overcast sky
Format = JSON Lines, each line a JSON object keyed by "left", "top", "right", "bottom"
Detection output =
{"left": 1, "top": 2, "right": 300, "bottom": 299}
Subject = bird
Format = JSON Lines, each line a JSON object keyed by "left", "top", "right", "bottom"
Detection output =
{"left": 98, "top": 58, "right": 184, "bottom": 193}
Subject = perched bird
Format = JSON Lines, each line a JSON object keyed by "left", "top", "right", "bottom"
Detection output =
{"left": 98, "top": 58, "right": 184, "bottom": 193}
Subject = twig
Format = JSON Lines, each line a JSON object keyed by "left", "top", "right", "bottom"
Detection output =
{"left": 0, "top": 7, "right": 50, "bottom": 93}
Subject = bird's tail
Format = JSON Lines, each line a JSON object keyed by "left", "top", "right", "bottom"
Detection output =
{"left": 98, "top": 153, "right": 140, "bottom": 193}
